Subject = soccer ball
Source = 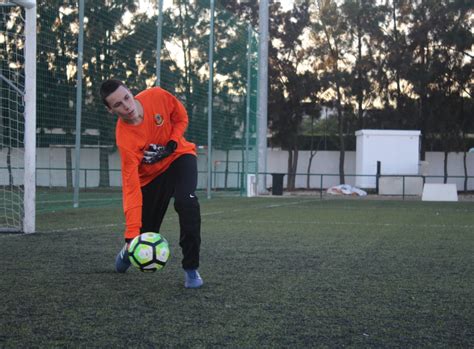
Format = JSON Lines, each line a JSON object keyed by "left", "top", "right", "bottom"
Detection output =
{"left": 128, "top": 232, "right": 170, "bottom": 272}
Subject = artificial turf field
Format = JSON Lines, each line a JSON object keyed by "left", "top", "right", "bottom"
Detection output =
{"left": 1, "top": 195, "right": 473, "bottom": 348}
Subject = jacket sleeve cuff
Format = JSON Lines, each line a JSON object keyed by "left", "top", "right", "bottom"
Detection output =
{"left": 124, "top": 206, "right": 142, "bottom": 240}
{"left": 124, "top": 227, "right": 140, "bottom": 240}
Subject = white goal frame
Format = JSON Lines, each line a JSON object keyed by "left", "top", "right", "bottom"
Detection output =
{"left": 22, "top": 0, "right": 36, "bottom": 233}
{"left": 1, "top": 0, "right": 36, "bottom": 233}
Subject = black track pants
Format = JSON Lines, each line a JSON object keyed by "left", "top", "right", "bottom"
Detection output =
{"left": 140, "top": 154, "right": 201, "bottom": 270}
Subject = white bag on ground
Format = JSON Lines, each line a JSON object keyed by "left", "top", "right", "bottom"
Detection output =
{"left": 327, "top": 184, "right": 367, "bottom": 196}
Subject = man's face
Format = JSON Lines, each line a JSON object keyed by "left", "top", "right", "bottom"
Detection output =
{"left": 105, "top": 85, "right": 138, "bottom": 122}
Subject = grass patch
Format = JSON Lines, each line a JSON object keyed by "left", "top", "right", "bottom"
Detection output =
{"left": 1, "top": 197, "right": 473, "bottom": 347}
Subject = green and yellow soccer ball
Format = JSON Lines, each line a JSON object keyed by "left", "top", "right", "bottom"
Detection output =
{"left": 128, "top": 232, "right": 170, "bottom": 272}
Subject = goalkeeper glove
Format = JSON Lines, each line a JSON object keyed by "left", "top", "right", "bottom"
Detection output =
{"left": 142, "top": 141, "right": 177, "bottom": 164}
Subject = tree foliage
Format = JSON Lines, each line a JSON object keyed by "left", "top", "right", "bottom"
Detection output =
{"left": 2, "top": 0, "right": 472, "bottom": 188}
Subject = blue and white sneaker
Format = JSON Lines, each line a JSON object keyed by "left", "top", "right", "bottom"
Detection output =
{"left": 184, "top": 269, "right": 204, "bottom": 289}
{"left": 115, "top": 244, "right": 131, "bottom": 273}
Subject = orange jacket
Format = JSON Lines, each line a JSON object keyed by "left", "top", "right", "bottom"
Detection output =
{"left": 116, "top": 87, "right": 196, "bottom": 239}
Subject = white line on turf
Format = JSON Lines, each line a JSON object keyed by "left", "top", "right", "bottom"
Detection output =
{"left": 3, "top": 218, "right": 471, "bottom": 237}
{"left": 7, "top": 198, "right": 471, "bottom": 236}
{"left": 38, "top": 198, "right": 121, "bottom": 204}
{"left": 202, "top": 219, "right": 474, "bottom": 230}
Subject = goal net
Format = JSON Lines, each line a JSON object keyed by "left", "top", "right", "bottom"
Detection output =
{"left": 0, "top": 0, "right": 36, "bottom": 233}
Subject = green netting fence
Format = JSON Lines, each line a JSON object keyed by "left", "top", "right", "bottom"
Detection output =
{"left": 26, "top": 1, "right": 258, "bottom": 209}
{"left": 1, "top": 4, "right": 26, "bottom": 229}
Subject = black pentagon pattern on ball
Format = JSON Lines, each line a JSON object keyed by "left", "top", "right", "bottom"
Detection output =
{"left": 129, "top": 235, "right": 167, "bottom": 272}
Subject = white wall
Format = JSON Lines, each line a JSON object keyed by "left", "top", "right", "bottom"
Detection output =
{"left": 36, "top": 148, "right": 102, "bottom": 187}
{"left": 267, "top": 149, "right": 357, "bottom": 189}
{"left": 271, "top": 150, "right": 473, "bottom": 191}
{"left": 1, "top": 148, "right": 473, "bottom": 191}
{"left": 0, "top": 148, "right": 24, "bottom": 185}
{"left": 424, "top": 152, "right": 473, "bottom": 190}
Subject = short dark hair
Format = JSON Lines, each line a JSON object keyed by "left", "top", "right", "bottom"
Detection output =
{"left": 100, "top": 79, "right": 125, "bottom": 107}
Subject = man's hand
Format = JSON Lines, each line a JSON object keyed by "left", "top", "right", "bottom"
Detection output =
{"left": 142, "top": 141, "right": 177, "bottom": 164}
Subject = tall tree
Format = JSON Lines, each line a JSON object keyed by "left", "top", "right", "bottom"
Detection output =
{"left": 341, "top": 0, "right": 384, "bottom": 129}
{"left": 213, "top": 7, "right": 257, "bottom": 188}
{"left": 36, "top": 2, "right": 78, "bottom": 187}
{"left": 0, "top": 5, "right": 25, "bottom": 185}
{"left": 268, "top": 1, "right": 320, "bottom": 190}
{"left": 403, "top": 0, "right": 472, "bottom": 159}
{"left": 164, "top": 0, "right": 210, "bottom": 146}
{"left": 383, "top": 0, "right": 412, "bottom": 111}
{"left": 311, "top": 0, "right": 351, "bottom": 184}
{"left": 83, "top": 1, "right": 139, "bottom": 187}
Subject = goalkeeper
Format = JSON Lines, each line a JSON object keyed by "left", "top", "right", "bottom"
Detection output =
{"left": 99, "top": 79, "right": 203, "bottom": 289}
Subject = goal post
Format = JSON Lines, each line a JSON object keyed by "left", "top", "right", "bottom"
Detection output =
{"left": 0, "top": 0, "right": 36, "bottom": 233}
{"left": 22, "top": 0, "right": 36, "bottom": 233}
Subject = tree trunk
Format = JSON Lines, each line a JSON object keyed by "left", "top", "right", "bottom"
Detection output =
{"left": 66, "top": 147, "right": 73, "bottom": 189}
{"left": 339, "top": 142, "right": 345, "bottom": 185}
{"left": 290, "top": 148, "right": 298, "bottom": 190}
{"left": 392, "top": 1, "right": 401, "bottom": 109}
{"left": 418, "top": 8, "right": 429, "bottom": 162}
{"left": 179, "top": 2, "right": 193, "bottom": 119}
{"left": 99, "top": 147, "right": 110, "bottom": 188}
{"left": 287, "top": 147, "right": 298, "bottom": 191}
{"left": 287, "top": 150, "right": 292, "bottom": 190}
{"left": 443, "top": 151, "right": 448, "bottom": 184}
{"left": 463, "top": 150, "right": 467, "bottom": 192}
{"left": 7, "top": 147, "right": 13, "bottom": 186}
{"left": 307, "top": 152, "right": 316, "bottom": 189}
{"left": 292, "top": 148, "right": 298, "bottom": 190}
{"left": 224, "top": 149, "right": 229, "bottom": 189}
{"left": 320, "top": 9, "right": 345, "bottom": 184}
{"left": 307, "top": 139, "right": 322, "bottom": 189}
{"left": 306, "top": 113, "right": 316, "bottom": 189}
{"left": 336, "top": 93, "right": 345, "bottom": 185}
{"left": 356, "top": 10, "right": 363, "bottom": 129}
{"left": 419, "top": 94, "right": 428, "bottom": 161}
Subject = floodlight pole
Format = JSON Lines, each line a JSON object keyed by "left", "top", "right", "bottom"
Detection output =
{"left": 155, "top": 0, "right": 164, "bottom": 86}
{"left": 207, "top": 0, "right": 215, "bottom": 199}
{"left": 73, "top": 0, "right": 85, "bottom": 208}
{"left": 257, "top": 0, "right": 269, "bottom": 194}
{"left": 244, "top": 24, "right": 252, "bottom": 194}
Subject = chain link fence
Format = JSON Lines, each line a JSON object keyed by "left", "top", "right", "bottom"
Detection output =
{"left": 25, "top": 1, "right": 258, "bottom": 208}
